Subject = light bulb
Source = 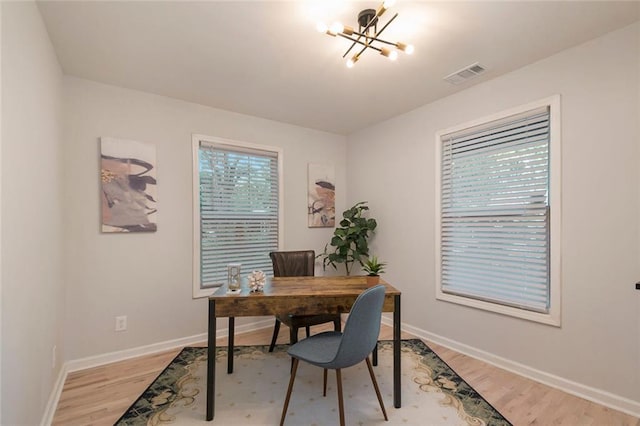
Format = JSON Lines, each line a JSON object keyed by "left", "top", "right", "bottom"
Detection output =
{"left": 346, "top": 59, "right": 355, "bottom": 68}
{"left": 330, "top": 22, "right": 344, "bottom": 34}
{"left": 396, "top": 42, "right": 415, "bottom": 55}
{"left": 380, "top": 47, "right": 398, "bottom": 60}
{"left": 378, "top": 0, "right": 397, "bottom": 16}
{"left": 316, "top": 22, "right": 328, "bottom": 33}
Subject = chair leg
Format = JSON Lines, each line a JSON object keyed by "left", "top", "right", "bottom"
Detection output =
{"left": 365, "top": 357, "right": 388, "bottom": 421}
{"left": 289, "top": 327, "right": 299, "bottom": 372}
{"left": 336, "top": 369, "right": 345, "bottom": 426}
{"left": 305, "top": 325, "right": 311, "bottom": 338}
{"left": 372, "top": 342, "right": 378, "bottom": 366}
{"left": 269, "top": 319, "right": 281, "bottom": 352}
{"left": 334, "top": 317, "right": 342, "bottom": 332}
{"left": 280, "top": 358, "right": 299, "bottom": 426}
{"left": 323, "top": 369, "right": 328, "bottom": 397}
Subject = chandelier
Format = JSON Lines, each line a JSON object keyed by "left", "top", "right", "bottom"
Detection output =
{"left": 317, "top": 0, "right": 414, "bottom": 68}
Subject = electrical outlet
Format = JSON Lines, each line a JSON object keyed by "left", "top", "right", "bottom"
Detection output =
{"left": 115, "top": 315, "right": 127, "bottom": 332}
{"left": 52, "top": 345, "right": 57, "bottom": 369}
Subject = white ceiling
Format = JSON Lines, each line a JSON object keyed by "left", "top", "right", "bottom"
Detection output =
{"left": 37, "top": 1, "right": 640, "bottom": 135}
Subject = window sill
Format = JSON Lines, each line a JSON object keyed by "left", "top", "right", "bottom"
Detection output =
{"left": 194, "top": 286, "right": 221, "bottom": 299}
{"left": 436, "top": 291, "right": 561, "bottom": 327}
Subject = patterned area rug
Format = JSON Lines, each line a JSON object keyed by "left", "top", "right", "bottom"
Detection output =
{"left": 116, "top": 339, "right": 511, "bottom": 425}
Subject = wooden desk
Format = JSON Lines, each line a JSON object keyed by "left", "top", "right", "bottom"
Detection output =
{"left": 206, "top": 276, "right": 402, "bottom": 421}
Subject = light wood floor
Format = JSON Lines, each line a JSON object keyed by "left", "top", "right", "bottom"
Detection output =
{"left": 52, "top": 324, "right": 640, "bottom": 426}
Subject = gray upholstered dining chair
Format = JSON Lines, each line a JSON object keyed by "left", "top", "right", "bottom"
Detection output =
{"left": 279, "top": 284, "right": 388, "bottom": 426}
{"left": 268, "top": 250, "right": 341, "bottom": 352}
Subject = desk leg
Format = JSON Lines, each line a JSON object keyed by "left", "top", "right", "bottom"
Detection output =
{"left": 206, "top": 300, "right": 216, "bottom": 421}
{"left": 393, "top": 294, "right": 401, "bottom": 408}
{"left": 228, "top": 317, "right": 235, "bottom": 374}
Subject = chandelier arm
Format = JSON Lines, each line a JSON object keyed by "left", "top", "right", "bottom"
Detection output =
{"left": 371, "top": 13, "right": 398, "bottom": 41}
{"left": 342, "top": 12, "right": 399, "bottom": 58}
{"left": 338, "top": 33, "right": 382, "bottom": 53}
{"left": 342, "top": 34, "right": 364, "bottom": 58}
{"left": 359, "top": 14, "right": 378, "bottom": 38}
{"left": 342, "top": 12, "right": 398, "bottom": 58}
{"left": 350, "top": 31, "right": 397, "bottom": 47}
{"left": 354, "top": 43, "right": 371, "bottom": 60}
{"left": 343, "top": 8, "right": 378, "bottom": 58}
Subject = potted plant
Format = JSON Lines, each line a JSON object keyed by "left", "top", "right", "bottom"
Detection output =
{"left": 363, "top": 255, "right": 386, "bottom": 285}
{"left": 319, "top": 201, "right": 377, "bottom": 275}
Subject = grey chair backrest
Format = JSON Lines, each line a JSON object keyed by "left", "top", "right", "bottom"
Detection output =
{"left": 330, "top": 284, "right": 386, "bottom": 369}
{"left": 270, "top": 250, "right": 315, "bottom": 277}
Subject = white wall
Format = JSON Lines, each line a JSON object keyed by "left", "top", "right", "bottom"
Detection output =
{"left": 347, "top": 22, "right": 640, "bottom": 405}
{"left": 62, "top": 77, "right": 347, "bottom": 361}
{"left": 0, "top": 4, "right": 4, "bottom": 422}
{"left": 1, "top": 2, "right": 65, "bottom": 424}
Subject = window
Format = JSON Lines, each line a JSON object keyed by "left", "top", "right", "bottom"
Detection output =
{"left": 435, "top": 96, "right": 561, "bottom": 325}
{"left": 192, "top": 135, "right": 283, "bottom": 298}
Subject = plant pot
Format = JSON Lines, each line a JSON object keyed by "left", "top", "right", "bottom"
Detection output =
{"left": 366, "top": 275, "right": 380, "bottom": 286}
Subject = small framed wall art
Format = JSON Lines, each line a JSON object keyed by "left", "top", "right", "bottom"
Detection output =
{"left": 307, "top": 163, "right": 335, "bottom": 228}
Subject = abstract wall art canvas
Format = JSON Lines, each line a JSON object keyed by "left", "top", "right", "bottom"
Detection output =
{"left": 308, "top": 163, "right": 335, "bottom": 228}
{"left": 100, "top": 137, "right": 157, "bottom": 233}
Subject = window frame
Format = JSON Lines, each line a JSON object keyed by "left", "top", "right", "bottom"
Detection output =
{"left": 192, "top": 134, "right": 284, "bottom": 298}
{"left": 434, "top": 95, "right": 562, "bottom": 326}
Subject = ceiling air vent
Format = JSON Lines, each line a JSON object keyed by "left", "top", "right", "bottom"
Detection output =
{"left": 444, "top": 62, "right": 487, "bottom": 85}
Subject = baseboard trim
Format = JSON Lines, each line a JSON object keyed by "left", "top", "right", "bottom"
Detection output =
{"left": 66, "top": 333, "right": 204, "bottom": 373}
{"left": 66, "top": 318, "right": 274, "bottom": 373}
{"left": 41, "top": 318, "right": 274, "bottom": 425}
{"left": 382, "top": 318, "right": 640, "bottom": 418}
{"left": 40, "top": 364, "right": 69, "bottom": 426}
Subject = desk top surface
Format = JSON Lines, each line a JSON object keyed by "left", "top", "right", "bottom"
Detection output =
{"left": 210, "top": 275, "right": 400, "bottom": 300}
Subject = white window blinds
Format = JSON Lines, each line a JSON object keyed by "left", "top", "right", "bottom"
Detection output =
{"left": 439, "top": 106, "right": 551, "bottom": 313}
{"left": 198, "top": 141, "right": 279, "bottom": 288}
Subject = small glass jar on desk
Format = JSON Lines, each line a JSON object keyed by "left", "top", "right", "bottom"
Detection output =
{"left": 227, "top": 263, "right": 241, "bottom": 293}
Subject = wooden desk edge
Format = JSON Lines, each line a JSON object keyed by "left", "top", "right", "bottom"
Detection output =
{"left": 208, "top": 278, "right": 401, "bottom": 300}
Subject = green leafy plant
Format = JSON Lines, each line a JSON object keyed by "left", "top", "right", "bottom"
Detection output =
{"left": 362, "top": 255, "right": 386, "bottom": 276}
{"left": 319, "top": 201, "right": 377, "bottom": 275}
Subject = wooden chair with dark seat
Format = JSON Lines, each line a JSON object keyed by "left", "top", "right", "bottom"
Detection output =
{"left": 268, "top": 250, "right": 342, "bottom": 352}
